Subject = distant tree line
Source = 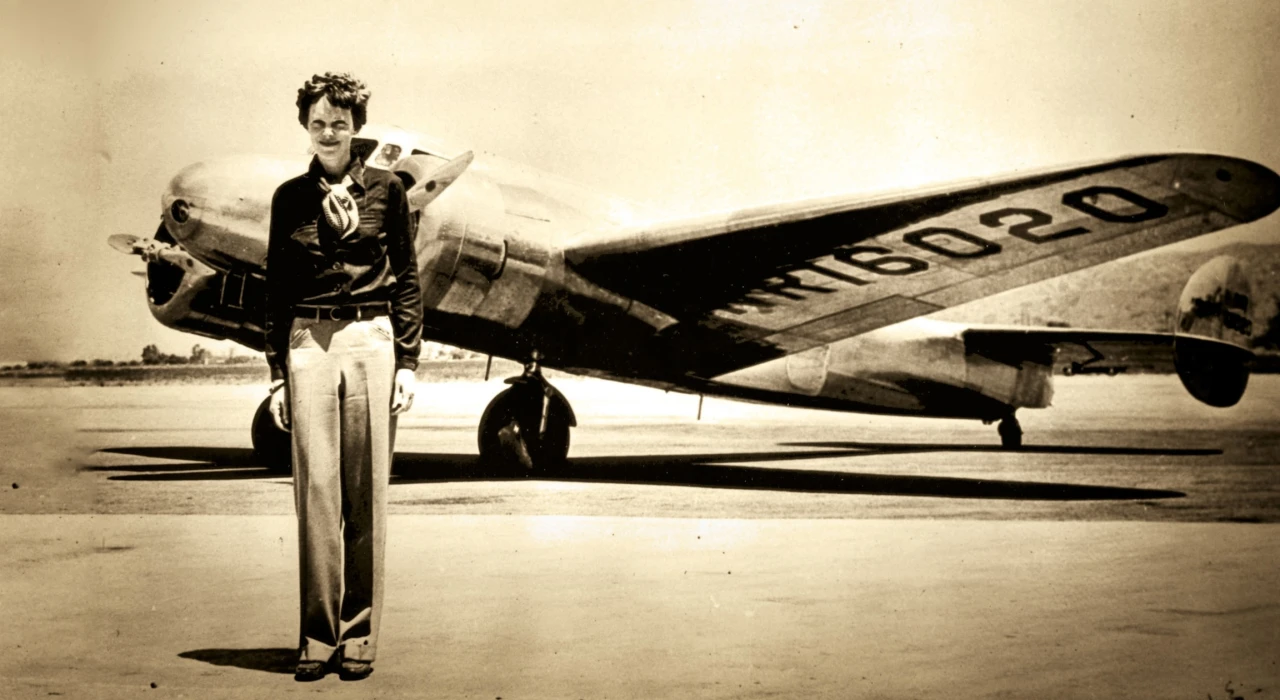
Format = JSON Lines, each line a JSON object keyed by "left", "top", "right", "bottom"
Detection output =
{"left": 141, "top": 344, "right": 196, "bottom": 365}
{"left": 138, "top": 343, "right": 255, "bottom": 365}
{"left": 13, "top": 345, "right": 258, "bottom": 370}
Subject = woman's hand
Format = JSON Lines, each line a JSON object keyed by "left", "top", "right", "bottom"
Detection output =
{"left": 391, "top": 368, "right": 416, "bottom": 415}
{"left": 269, "top": 380, "right": 290, "bottom": 431}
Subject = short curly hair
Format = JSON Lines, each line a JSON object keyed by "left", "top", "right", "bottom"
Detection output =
{"left": 296, "top": 72, "right": 371, "bottom": 131}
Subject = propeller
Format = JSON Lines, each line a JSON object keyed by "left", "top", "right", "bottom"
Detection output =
{"left": 404, "top": 150, "right": 474, "bottom": 211}
{"left": 107, "top": 234, "right": 145, "bottom": 254}
{"left": 107, "top": 232, "right": 192, "bottom": 268}
{"left": 109, "top": 234, "right": 154, "bottom": 279}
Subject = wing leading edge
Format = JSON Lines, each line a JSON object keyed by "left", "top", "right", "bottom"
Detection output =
{"left": 566, "top": 154, "right": 1280, "bottom": 378}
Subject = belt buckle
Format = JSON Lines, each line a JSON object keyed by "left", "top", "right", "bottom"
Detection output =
{"left": 327, "top": 306, "right": 342, "bottom": 321}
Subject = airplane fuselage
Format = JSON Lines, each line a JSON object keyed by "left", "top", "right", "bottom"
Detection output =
{"left": 145, "top": 131, "right": 698, "bottom": 371}
{"left": 132, "top": 125, "right": 1264, "bottom": 429}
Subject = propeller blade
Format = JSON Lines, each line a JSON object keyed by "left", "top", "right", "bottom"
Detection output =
{"left": 107, "top": 231, "right": 185, "bottom": 265}
{"left": 108, "top": 234, "right": 144, "bottom": 254}
{"left": 405, "top": 150, "right": 474, "bottom": 211}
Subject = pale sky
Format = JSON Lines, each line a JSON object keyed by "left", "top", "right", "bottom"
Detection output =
{"left": 2, "top": 0, "right": 1278, "bottom": 362}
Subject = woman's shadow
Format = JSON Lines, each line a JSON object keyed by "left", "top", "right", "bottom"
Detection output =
{"left": 179, "top": 648, "right": 296, "bottom": 674}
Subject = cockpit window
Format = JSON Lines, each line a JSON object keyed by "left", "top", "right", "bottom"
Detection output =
{"left": 374, "top": 143, "right": 403, "bottom": 168}
{"left": 351, "top": 137, "right": 378, "bottom": 163}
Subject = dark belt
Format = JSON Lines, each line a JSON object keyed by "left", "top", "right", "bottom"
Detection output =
{"left": 294, "top": 301, "right": 391, "bottom": 321}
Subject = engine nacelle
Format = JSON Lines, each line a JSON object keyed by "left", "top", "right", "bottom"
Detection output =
{"left": 1174, "top": 255, "right": 1254, "bottom": 407}
{"left": 143, "top": 228, "right": 267, "bottom": 350}
{"left": 715, "top": 319, "right": 1051, "bottom": 419}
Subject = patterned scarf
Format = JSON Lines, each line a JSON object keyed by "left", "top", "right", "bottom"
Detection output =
{"left": 318, "top": 174, "right": 359, "bottom": 237}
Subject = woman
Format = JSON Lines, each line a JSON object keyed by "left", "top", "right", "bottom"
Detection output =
{"left": 264, "top": 72, "right": 423, "bottom": 682}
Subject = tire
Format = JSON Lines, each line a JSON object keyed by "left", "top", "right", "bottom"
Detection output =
{"left": 251, "top": 395, "right": 292, "bottom": 473}
{"left": 478, "top": 384, "right": 571, "bottom": 473}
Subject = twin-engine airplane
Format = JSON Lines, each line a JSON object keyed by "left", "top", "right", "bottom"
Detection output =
{"left": 109, "top": 125, "right": 1280, "bottom": 471}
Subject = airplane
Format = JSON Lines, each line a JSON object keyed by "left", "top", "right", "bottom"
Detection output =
{"left": 108, "top": 124, "right": 1280, "bottom": 472}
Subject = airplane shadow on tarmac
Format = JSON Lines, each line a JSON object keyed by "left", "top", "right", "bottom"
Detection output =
{"left": 92, "top": 442, "right": 1205, "bottom": 500}
{"left": 178, "top": 648, "right": 296, "bottom": 675}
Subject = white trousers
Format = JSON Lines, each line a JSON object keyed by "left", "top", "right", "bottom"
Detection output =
{"left": 287, "top": 315, "right": 396, "bottom": 662}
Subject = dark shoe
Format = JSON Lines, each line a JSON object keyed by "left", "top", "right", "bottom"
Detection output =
{"left": 294, "top": 660, "right": 327, "bottom": 682}
{"left": 339, "top": 659, "right": 373, "bottom": 681}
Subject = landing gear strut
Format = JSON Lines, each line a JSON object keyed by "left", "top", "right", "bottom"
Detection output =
{"left": 478, "top": 352, "right": 576, "bottom": 472}
{"left": 997, "top": 414, "right": 1022, "bottom": 450}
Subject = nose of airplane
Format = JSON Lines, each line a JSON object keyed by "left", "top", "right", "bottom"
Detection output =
{"left": 162, "top": 155, "right": 306, "bottom": 269}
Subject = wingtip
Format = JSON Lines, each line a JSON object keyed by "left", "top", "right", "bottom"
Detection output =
{"left": 1244, "top": 158, "right": 1280, "bottom": 221}
{"left": 1218, "top": 155, "right": 1280, "bottom": 222}
{"left": 1162, "top": 154, "right": 1280, "bottom": 222}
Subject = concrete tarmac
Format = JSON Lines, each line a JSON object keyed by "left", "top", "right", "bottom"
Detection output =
{"left": 1, "top": 375, "right": 1278, "bottom": 698}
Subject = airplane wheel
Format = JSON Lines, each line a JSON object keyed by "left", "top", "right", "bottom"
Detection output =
{"left": 478, "top": 383, "right": 572, "bottom": 473}
{"left": 251, "top": 395, "right": 292, "bottom": 473}
{"left": 998, "top": 416, "right": 1022, "bottom": 450}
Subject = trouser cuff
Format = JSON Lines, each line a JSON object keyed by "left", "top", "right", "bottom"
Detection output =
{"left": 342, "top": 638, "right": 376, "bottom": 662}
{"left": 299, "top": 638, "right": 337, "bottom": 663}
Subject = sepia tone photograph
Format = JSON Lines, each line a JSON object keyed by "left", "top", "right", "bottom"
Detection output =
{"left": 1, "top": 1, "right": 1278, "bottom": 697}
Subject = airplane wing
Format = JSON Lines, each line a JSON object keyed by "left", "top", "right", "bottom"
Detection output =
{"left": 564, "top": 154, "right": 1280, "bottom": 377}
{"left": 958, "top": 326, "right": 1251, "bottom": 375}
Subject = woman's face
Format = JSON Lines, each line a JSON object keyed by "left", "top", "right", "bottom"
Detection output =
{"left": 306, "top": 95, "right": 356, "bottom": 172}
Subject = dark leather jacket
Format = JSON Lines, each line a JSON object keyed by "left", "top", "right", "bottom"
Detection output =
{"left": 264, "top": 156, "right": 423, "bottom": 381}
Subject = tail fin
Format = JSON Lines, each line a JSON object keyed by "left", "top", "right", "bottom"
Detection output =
{"left": 1173, "top": 255, "right": 1254, "bottom": 407}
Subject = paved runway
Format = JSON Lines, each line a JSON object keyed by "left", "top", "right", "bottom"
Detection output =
{"left": 0, "top": 375, "right": 1277, "bottom": 698}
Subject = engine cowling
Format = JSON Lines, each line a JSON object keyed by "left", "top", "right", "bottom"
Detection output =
{"left": 142, "top": 226, "right": 268, "bottom": 350}
{"left": 1174, "top": 255, "right": 1254, "bottom": 407}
